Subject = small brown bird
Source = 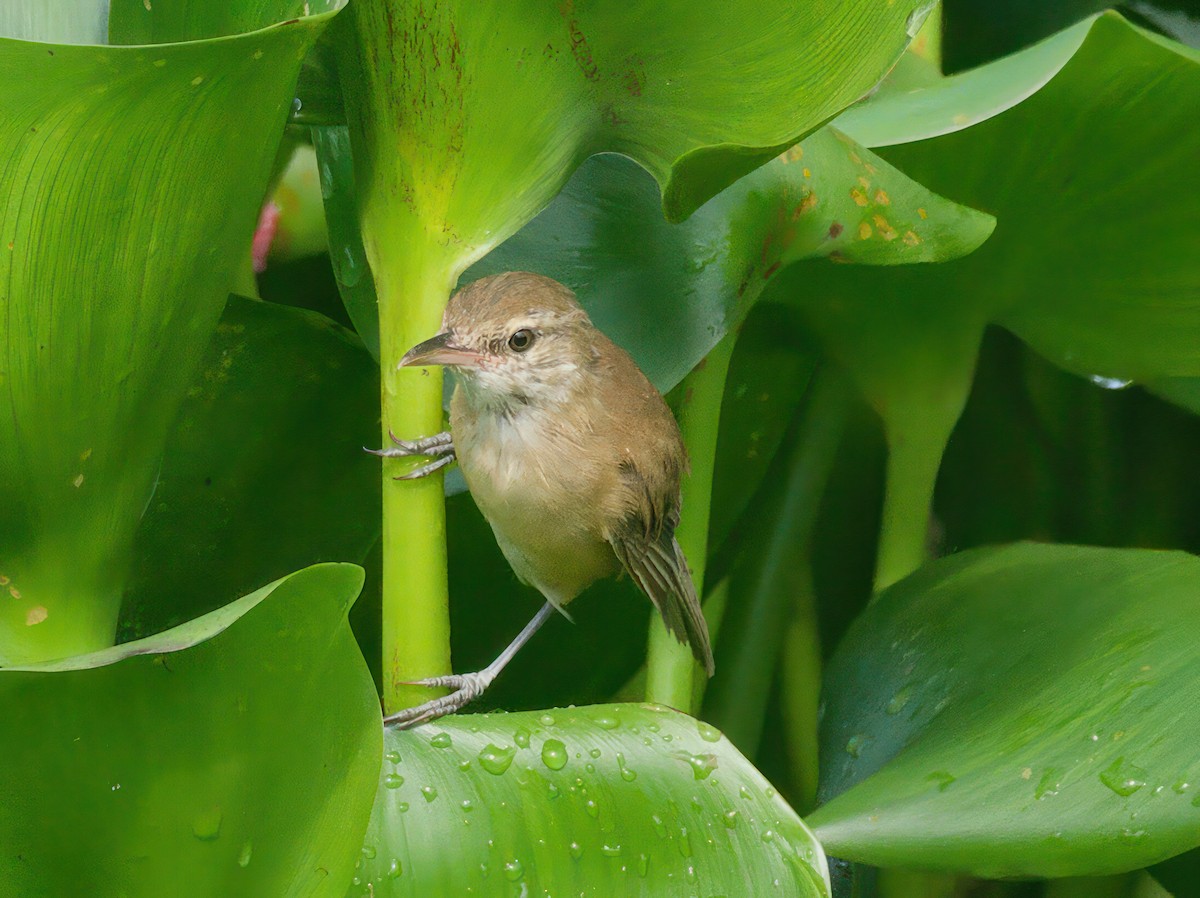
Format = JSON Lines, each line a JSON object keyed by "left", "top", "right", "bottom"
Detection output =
{"left": 373, "top": 271, "right": 713, "bottom": 727}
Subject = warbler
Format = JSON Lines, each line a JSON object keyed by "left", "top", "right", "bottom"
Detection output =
{"left": 372, "top": 271, "right": 713, "bottom": 727}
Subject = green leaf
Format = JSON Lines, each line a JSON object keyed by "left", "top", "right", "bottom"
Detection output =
{"left": 834, "top": 12, "right": 1200, "bottom": 385}
{"left": 0, "top": 1, "right": 343, "bottom": 663}
{"left": 349, "top": 704, "right": 829, "bottom": 896}
{"left": 0, "top": 563, "right": 381, "bottom": 896}
{"left": 471, "top": 128, "right": 994, "bottom": 394}
{"left": 808, "top": 543, "right": 1200, "bottom": 879}
{"left": 119, "top": 296, "right": 380, "bottom": 639}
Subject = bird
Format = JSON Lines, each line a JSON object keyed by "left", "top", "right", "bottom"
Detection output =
{"left": 371, "top": 271, "right": 714, "bottom": 728}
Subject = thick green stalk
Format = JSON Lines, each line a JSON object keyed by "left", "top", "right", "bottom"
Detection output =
{"left": 375, "top": 253, "right": 457, "bottom": 714}
{"left": 645, "top": 330, "right": 738, "bottom": 711}
{"left": 874, "top": 425, "right": 952, "bottom": 593}
{"left": 704, "top": 367, "right": 850, "bottom": 757}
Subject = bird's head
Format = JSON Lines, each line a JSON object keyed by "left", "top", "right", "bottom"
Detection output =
{"left": 399, "top": 272, "right": 596, "bottom": 411}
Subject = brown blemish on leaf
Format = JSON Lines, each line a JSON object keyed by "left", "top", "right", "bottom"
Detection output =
{"left": 620, "top": 57, "right": 646, "bottom": 97}
{"left": 850, "top": 188, "right": 868, "bottom": 207}
{"left": 792, "top": 192, "right": 818, "bottom": 219}
{"left": 828, "top": 222, "right": 844, "bottom": 239}
{"left": 0, "top": 575, "right": 8, "bottom": 587}
{"left": 874, "top": 189, "right": 890, "bottom": 206}
{"left": 26, "top": 605, "right": 47, "bottom": 626}
{"left": 10, "top": 586, "right": 21, "bottom": 599}
{"left": 903, "top": 230, "right": 921, "bottom": 246}
{"left": 828, "top": 251, "right": 848, "bottom": 263}
{"left": 779, "top": 145, "right": 803, "bottom": 165}
{"left": 560, "top": 0, "right": 600, "bottom": 81}
{"left": 763, "top": 261, "right": 781, "bottom": 279}
{"left": 873, "top": 215, "right": 897, "bottom": 241}
{"left": 858, "top": 221, "right": 872, "bottom": 240}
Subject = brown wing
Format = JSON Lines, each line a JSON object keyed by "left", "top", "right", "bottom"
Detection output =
{"left": 608, "top": 509, "right": 715, "bottom": 677}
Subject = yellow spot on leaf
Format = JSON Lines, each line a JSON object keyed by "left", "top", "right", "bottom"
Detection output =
{"left": 903, "top": 230, "right": 921, "bottom": 246}
{"left": 73, "top": 474, "right": 85, "bottom": 488}
{"left": 857, "top": 175, "right": 871, "bottom": 189}
{"left": 779, "top": 145, "right": 803, "bottom": 164}
{"left": 802, "top": 167, "right": 811, "bottom": 178}
{"left": 952, "top": 113, "right": 970, "bottom": 126}
{"left": 858, "top": 221, "right": 872, "bottom": 240}
{"left": 1021, "top": 767, "right": 1032, "bottom": 780}
{"left": 80, "top": 448, "right": 92, "bottom": 462}
{"left": 191, "top": 76, "right": 204, "bottom": 86}
{"left": 873, "top": 215, "right": 898, "bottom": 241}
{"left": 865, "top": 163, "right": 878, "bottom": 175}
{"left": 874, "top": 189, "right": 890, "bottom": 206}
{"left": 918, "top": 208, "right": 928, "bottom": 219}
{"left": 0, "top": 575, "right": 8, "bottom": 587}
{"left": 850, "top": 151, "right": 863, "bottom": 166}
{"left": 26, "top": 605, "right": 47, "bottom": 626}
{"left": 143, "top": 0, "right": 151, "bottom": 9}
{"left": 850, "top": 188, "right": 868, "bottom": 207}
{"left": 10, "top": 587, "right": 21, "bottom": 600}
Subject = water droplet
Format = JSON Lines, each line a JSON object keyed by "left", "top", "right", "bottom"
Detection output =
{"left": 594, "top": 714, "right": 620, "bottom": 730}
{"left": 1100, "top": 758, "right": 1148, "bottom": 796}
{"left": 457, "top": 760, "right": 471, "bottom": 771}
{"left": 192, "top": 806, "right": 222, "bottom": 841}
{"left": 905, "top": 1, "right": 936, "bottom": 38}
{"left": 1173, "top": 780, "right": 1191, "bottom": 794}
{"left": 637, "top": 852, "right": 650, "bottom": 877}
{"left": 384, "top": 750, "right": 401, "bottom": 764}
{"left": 479, "top": 861, "right": 489, "bottom": 878}
{"left": 547, "top": 783, "right": 560, "bottom": 799}
{"left": 421, "top": 786, "right": 438, "bottom": 803}
{"left": 1036, "top": 768, "right": 1063, "bottom": 800}
{"left": 617, "top": 753, "right": 637, "bottom": 782}
{"left": 1089, "top": 375, "right": 1133, "bottom": 391}
{"left": 651, "top": 814, "right": 668, "bottom": 839}
{"left": 739, "top": 786, "right": 752, "bottom": 800}
{"left": 362, "top": 845, "right": 377, "bottom": 860}
{"left": 541, "top": 738, "right": 568, "bottom": 770}
{"left": 568, "top": 841, "right": 583, "bottom": 859}
{"left": 697, "top": 721, "right": 722, "bottom": 742}
{"left": 601, "top": 843, "right": 622, "bottom": 857}
{"left": 1120, "top": 827, "right": 1147, "bottom": 844}
{"left": 585, "top": 763, "right": 596, "bottom": 774}
{"left": 397, "top": 801, "right": 409, "bottom": 813}
{"left": 503, "top": 859, "right": 524, "bottom": 881}
{"left": 539, "top": 714, "right": 556, "bottom": 727}
{"left": 589, "top": 748, "right": 602, "bottom": 759}
{"left": 461, "top": 799, "right": 474, "bottom": 812}
{"left": 429, "top": 732, "right": 452, "bottom": 749}
{"left": 238, "top": 841, "right": 253, "bottom": 868}
{"left": 676, "top": 751, "right": 718, "bottom": 780}
{"left": 478, "top": 744, "right": 516, "bottom": 775}
{"left": 926, "top": 771, "right": 956, "bottom": 792}
{"left": 723, "top": 809, "right": 739, "bottom": 829}
{"left": 845, "top": 734, "right": 870, "bottom": 758}
{"left": 678, "top": 826, "right": 693, "bottom": 858}
{"left": 387, "top": 858, "right": 402, "bottom": 879}
{"left": 585, "top": 799, "right": 599, "bottom": 818}
{"left": 384, "top": 773, "right": 405, "bottom": 790}
{"left": 886, "top": 684, "right": 915, "bottom": 715}
{"left": 514, "top": 727, "right": 531, "bottom": 749}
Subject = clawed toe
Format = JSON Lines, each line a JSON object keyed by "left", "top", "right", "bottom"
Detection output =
{"left": 383, "top": 672, "right": 492, "bottom": 729}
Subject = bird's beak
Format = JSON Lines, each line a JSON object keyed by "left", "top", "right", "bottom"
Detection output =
{"left": 398, "top": 332, "right": 485, "bottom": 369}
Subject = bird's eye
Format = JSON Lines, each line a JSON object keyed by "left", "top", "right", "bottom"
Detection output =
{"left": 508, "top": 329, "right": 535, "bottom": 352}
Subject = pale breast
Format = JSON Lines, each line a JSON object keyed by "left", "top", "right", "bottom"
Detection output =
{"left": 451, "top": 396, "right": 618, "bottom": 606}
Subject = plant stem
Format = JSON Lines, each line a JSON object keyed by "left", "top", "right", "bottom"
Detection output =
{"left": 645, "top": 329, "right": 738, "bottom": 711}
{"left": 703, "top": 366, "right": 849, "bottom": 754}
{"left": 873, "top": 425, "right": 949, "bottom": 593}
{"left": 376, "top": 251, "right": 457, "bottom": 715}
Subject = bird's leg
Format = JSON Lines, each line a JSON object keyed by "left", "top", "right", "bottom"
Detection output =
{"left": 365, "top": 430, "right": 456, "bottom": 480}
{"left": 384, "top": 601, "right": 557, "bottom": 729}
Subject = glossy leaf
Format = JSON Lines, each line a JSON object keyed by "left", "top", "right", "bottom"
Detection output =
{"left": 809, "top": 543, "right": 1200, "bottom": 878}
{"left": 470, "top": 128, "right": 995, "bottom": 394}
{"left": 350, "top": 704, "right": 828, "bottom": 896}
{"left": 0, "top": 2, "right": 343, "bottom": 663}
{"left": 0, "top": 563, "right": 381, "bottom": 895}
{"left": 832, "top": 13, "right": 1200, "bottom": 386}
{"left": 119, "top": 296, "right": 379, "bottom": 639}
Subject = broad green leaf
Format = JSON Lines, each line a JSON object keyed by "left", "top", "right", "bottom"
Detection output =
{"left": 119, "top": 296, "right": 379, "bottom": 639}
{"left": 808, "top": 543, "right": 1200, "bottom": 878}
{"left": 349, "top": 704, "right": 829, "bottom": 897}
{"left": 832, "top": 12, "right": 1200, "bottom": 385}
{"left": 470, "top": 129, "right": 995, "bottom": 395}
{"left": 0, "top": 563, "right": 381, "bottom": 896}
{"left": 0, "top": 2, "right": 343, "bottom": 663}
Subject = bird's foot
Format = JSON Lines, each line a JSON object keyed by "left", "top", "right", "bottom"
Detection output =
{"left": 383, "top": 670, "right": 495, "bottom": 729}
{"left": 365, "top": 429, "right": 454, "bottom": 459}
{"left": 365, "top": 430, "right": 456, "bottom": 480}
